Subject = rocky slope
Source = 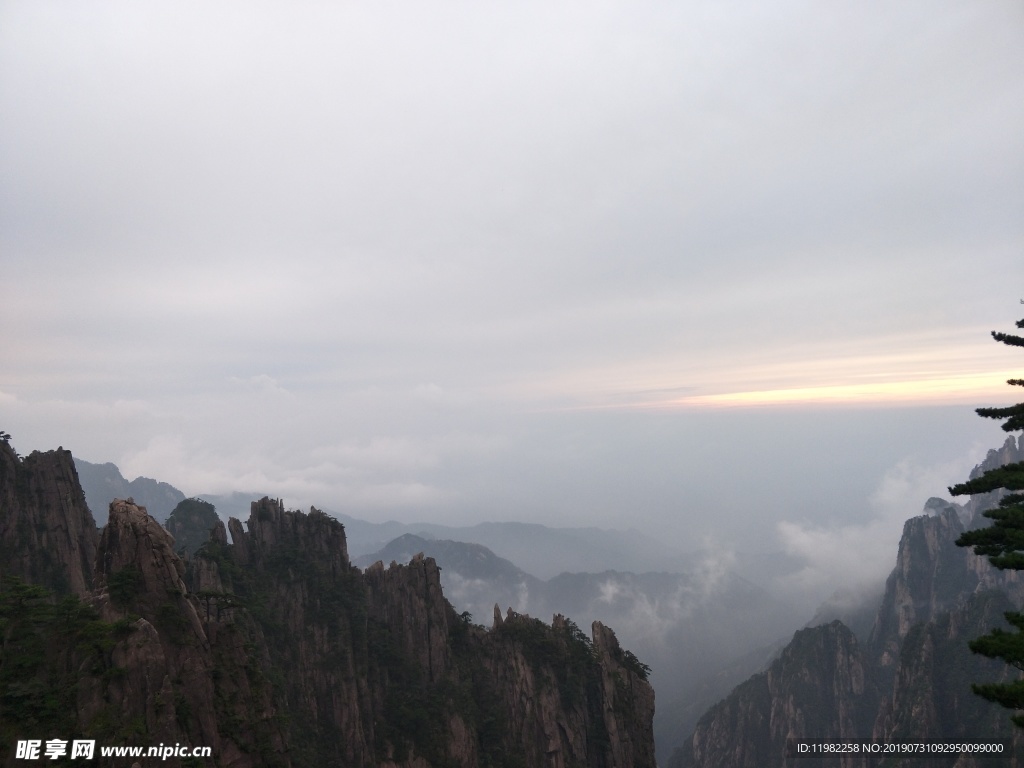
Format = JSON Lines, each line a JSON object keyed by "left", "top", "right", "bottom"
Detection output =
{"left": 670, "top": 482, "right": 1024, "bottom": 767}
{"left": 0, "top": 443, "right": 657, "bottom": 768}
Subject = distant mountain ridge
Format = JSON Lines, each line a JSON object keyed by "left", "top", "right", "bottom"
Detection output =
{"left": 73, "top": 458, "right": 701, "bottom": 577}
{"left": 74, "top": 458, "right": 185, "bottom": 524}
{"left": 337, "top": 513, "right": 702, "bottom": 579}
{"left": 354, "top": 532, "right": 539, "bottom": 588}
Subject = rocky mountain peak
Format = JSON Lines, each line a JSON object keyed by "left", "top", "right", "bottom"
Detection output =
{"left": 364, "top": 548, "right": 452, "bottom": 682}
{"left": 0, "top": 442, "right": 98, "bottom": 595}
{"left": 969, "top": 435, "right": 1023, "bottom": 480}
{"left": 235, "top": 497, "right": 350, "bottom": 574}
{"left": 95, "top": 499, "right": 208, "bottom": 644}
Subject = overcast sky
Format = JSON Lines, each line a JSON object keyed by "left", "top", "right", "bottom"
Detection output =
{"left": 2, "top": 1, "right": 1023, "bottom": 591}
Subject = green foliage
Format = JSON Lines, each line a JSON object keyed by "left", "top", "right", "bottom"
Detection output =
{"left": 0, "top": 577, "right": 128, "bottom": 748}
{"left": 367, "top": 613, "right": 453, "bottom": 766}
{"left": 106, "top": 565, "right": 142, "bottom": 608}
{"left": 498, "top": 614, "right": 607, "bottom": 717}
{"left": 154, "top": 599, "right": 192, "bottom": 643}
{"left": 966, "top": 610, "right": 1024, "bottom": 727}
{"left": 969, "top": 610, "right": 1024, "bottom": 672}
{"left": 953, "top": 315, "right": 1024, "bottom": 726}
{"left": 194, "top": 525, "right": 378, "bottom": 766}
{"left": 619, "top": 647, "right": 652, "bottom": 682}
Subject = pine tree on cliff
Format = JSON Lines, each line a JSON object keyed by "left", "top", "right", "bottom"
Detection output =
{"left": 952, "top": 315, "right": 1024, "bottom": 727}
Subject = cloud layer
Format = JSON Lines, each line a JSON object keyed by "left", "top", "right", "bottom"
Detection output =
{"left": 2, "top": 1, "right": 1023, "bottom": 557}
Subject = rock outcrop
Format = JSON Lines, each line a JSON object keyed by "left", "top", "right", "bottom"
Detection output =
{"left": 0, "top": 442, "right": 657, "bottom": 768}
{"left": 0, "top": 440, "right": 98, "bottom": 594}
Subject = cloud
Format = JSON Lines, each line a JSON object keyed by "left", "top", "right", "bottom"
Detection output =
{"left": 591, "top": 540, "right": 737, "bottom": 646}
{"left": 1, "top": 1, "right": 1021, "bottom": 563}
{"left": 687, "top": 539, "right": 736, "bottom": 601}
{"left": 773, "top": 450, "right": 985, "bottom": 606}
{"left": 231, "top": 374, "right": 294, "bottom": 397}
{"left": 310, "top": 437, "right": 440, "bottom": 473}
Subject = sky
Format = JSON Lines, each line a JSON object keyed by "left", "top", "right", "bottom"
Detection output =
{"left": 2, "top": 1, "right": 1024, "bottom": 592}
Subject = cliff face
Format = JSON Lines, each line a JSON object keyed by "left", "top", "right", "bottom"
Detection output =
{"left": 867, "top": 507, "right": 1024, "bottom": 669}
{"left": 679, "top": 621, "right": 878, "bottom": 768}
{"left": 85, "top": 499, "right": 242, "bottom": 761}
{"left": 0, "top": 441, "right": 98, "bottom": 594}
{"left": 672, "top": 503, "right": 1023, "bottom": 768}
{"left": 0, "top": 446, "right": 656, "bottom": 768}
{"left": 872, "top": 591, "right": 1019, "bottom": 747}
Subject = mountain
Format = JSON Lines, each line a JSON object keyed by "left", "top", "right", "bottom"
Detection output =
{"left": 354, "top": 532, "right": 538, "bottom": 585}
{"left": 0, "top": 443, "right": 98, "bottom": 594}
{"left": 1, "top": 440, "right": 657, "bottom": 767}
{"left": 73, "top": 458, "right": 267, "bottom": 529}
{"left": 165, "top": 497, "right": 222, "bottom": 557}
{"left": 669, "top": 455, "right": 1024, "bottom": 768}
{"left": 195, "top": 491, "right": 273, "bottom": 524}
{"left": 337, "top": 514, "right": 700, "bottom": 579}
{"left": 357, "top": 533, "right": 804, "bottom": 761}
{"left": 353, "top": 533, "right": 544, "bottom": 620}
{"left": 74, "top": 457, "right": 185, "bottom": 525}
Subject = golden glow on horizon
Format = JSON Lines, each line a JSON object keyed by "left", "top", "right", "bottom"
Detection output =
{"left": 664, "top": 369, "right": 1021, "bottom": 408}
{"left": 512, "top": 330, "right": 1021, "bottom": 411}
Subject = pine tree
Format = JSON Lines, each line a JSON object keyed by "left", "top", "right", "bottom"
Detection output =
{"left": 952, "top": 316, "right": 1024, "bottom": 726}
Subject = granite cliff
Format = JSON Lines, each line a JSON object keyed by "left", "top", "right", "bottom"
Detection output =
{"left": 0, "top": 440, "right": 97, "bottom": 594}
{"left": 0, "top": 442, "right": 656, "bottom": 767}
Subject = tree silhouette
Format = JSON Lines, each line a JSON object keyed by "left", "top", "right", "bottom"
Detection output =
{"left": 952, "top": 315, "right": 1024, "bottom": 726}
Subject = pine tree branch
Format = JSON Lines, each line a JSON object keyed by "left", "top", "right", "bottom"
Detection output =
{"left": 949, "top": 462, "right": 1024, "bottom": 496}
{"left": 993, "top": 331, "right": 1024, "bottom": 347}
